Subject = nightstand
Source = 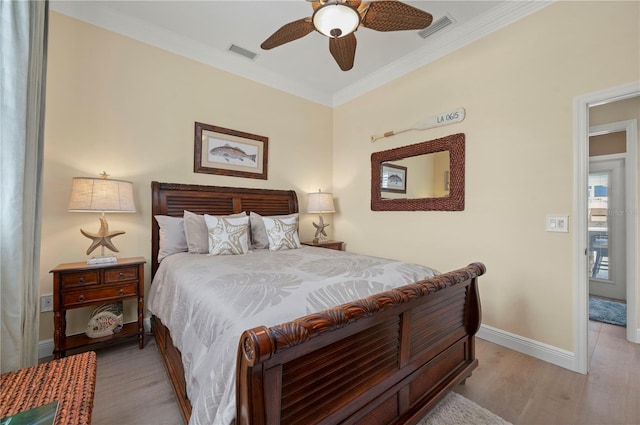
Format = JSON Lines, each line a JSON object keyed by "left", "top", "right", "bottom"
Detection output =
{"left": 50, "top": 257, "right": 145, "bottom": 359}
{"left": 301, "top": 240, "right": 344, "bottom": 251}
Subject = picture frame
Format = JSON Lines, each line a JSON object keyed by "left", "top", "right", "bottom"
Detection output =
{"left": 194, "top": 122, "right": 268, "bottom": 180}
{"left": 380, "top": 163, "right": 407, "bottom": 193}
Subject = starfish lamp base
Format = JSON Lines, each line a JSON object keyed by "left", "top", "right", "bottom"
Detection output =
{"left": 312, "top": 215, "right": 330, "bottom": 243}
{"left": 80, "top": 215, "right": 125, "bottom": 264}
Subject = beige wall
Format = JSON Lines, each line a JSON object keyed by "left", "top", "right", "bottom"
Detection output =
{"left": 332, "top": 1, "right": 639, "bottom": 351}
{"left": 40, "top": 13, "right": 333, "bottom": 339}
{"left": 590, "top": 132, "right": 627, "bottom": 156}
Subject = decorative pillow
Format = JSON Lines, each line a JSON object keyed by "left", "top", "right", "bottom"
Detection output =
{"left": 184, "top": 210, "right": 246, "bottom": 254}
{"left": 262, "top": 214, "right": 301, "bottom": 251}
{"left": 249, "top": 212, "right": 269, "bottom": 249}
{"left": 250, "top": 212, "right": 299, "bottom": 249}
{"left": 154, "top": 215, "right": 188, "bottom": 262}
{"left": 203, "top": 214, "right": 250, "bottom": 255}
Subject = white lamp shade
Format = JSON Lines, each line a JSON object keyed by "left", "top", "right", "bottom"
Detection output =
{"left": 68, "top": 177, "right": 136, "bottom": 212}
{"left": 313, "top": 2, "right": 360, "bottom": 38}
{"left": 307, "top": 191, "right": 336, "bottom": 213}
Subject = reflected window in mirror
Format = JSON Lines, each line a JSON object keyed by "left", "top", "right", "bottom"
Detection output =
{"left": 371, "top": 133, "right": 464, "bottom": 211}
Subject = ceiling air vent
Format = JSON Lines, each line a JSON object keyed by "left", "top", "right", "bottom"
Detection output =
{"left": 418, "top": 14, "right": 454, "bottom": 39}
{"left": 228, "top": 44, "right": 257, "bottom": 61}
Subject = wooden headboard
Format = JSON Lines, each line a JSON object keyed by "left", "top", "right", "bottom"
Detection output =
{"left": 150, "top": 181, "right": 298, "bottom": 277}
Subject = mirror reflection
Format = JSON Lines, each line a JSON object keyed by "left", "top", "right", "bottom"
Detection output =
{"left": 381, "top": 152, "right": 450, "bottom": 199}
{"left": 371, "top": 133, "right": 464, "bottom": 211}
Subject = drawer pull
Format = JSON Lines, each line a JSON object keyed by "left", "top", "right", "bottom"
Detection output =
{"left": 78, "top": 295, "right": 85, "bottom": 302}
{"left": 79, "top": 277, "right": 85, "bottom": 284}
{"left": 119, "top": 272, "right": 124, "bottom": 279}
{"left": 119, "top": 289, "right": 124, "bottom": 296}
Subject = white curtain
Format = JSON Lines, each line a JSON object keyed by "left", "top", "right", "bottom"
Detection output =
{"left": 0, "top": 0, "right": 48, "bottom": 373}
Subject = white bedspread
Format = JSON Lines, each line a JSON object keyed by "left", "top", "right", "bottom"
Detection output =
{"left": 147, "top": 246, "right": 439, "bottom": 425}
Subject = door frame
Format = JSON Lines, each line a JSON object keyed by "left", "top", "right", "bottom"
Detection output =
{"left": 573, "top": 81, "right": 639, "bottom": 374}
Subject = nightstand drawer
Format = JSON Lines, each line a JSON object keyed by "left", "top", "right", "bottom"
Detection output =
{"left": 62, "top": 284, "right": 137, "bottom": 308}
{"left": 60, "top": 271, "right": 100, "bottom": 288}
{"left": 105, "top": 266, "right": 138, "bottom": 283}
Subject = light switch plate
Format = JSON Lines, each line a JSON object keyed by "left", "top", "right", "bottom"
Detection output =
{"left": 546, "top": 215, "right": 569, "bottom": 232}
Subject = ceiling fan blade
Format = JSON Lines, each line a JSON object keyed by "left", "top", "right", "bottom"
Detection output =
{"left": 361, "top": 1, "right": 433, "bottom": 32}
{"left": 261, "top": 18, "right": 315, "bottom": 50}
{"left": 329, "top": 33, "right": 357, "bottom": 71}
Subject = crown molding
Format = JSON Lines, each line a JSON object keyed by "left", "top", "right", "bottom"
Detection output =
{"left": 50, "top": 1, "right": 553, "bottom": 108}
{"left": 50, "top": 1, "right": 334, "bottom": 106}
{"left": 332, "top": 1, "right": 554, "bottom": 106}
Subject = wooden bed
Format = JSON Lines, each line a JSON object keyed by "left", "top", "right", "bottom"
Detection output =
{"left": 150, "top": 181, "right": 485, "bottom": 425}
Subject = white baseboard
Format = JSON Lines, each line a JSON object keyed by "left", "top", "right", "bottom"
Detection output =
{"left": 39, "top": 339, "right": 54, "bottom": 360}
{"left": 477, "top": 324, "right": 578, "bottom": 372}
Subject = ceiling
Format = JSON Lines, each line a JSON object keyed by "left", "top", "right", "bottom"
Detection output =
{"left": 50, "top": 1, "right": 551, "bottom": 106}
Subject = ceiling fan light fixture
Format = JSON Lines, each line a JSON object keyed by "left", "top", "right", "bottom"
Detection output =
{"left": 312, "top": 1, "right": 360, "bottom": 38}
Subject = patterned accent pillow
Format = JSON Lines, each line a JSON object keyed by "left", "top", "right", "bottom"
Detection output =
{"left": 263, "top": 214, "right": 301, "bottom": 251}
{"left": 204, "top": 215, "right": 250, "bottom": 255}
{"left": 184, "top": 210, "right": 246, "bottom": 254}
{"left": 154, "top": 215, "right": 187, "bottom": 262}
{"left": 250, "top": 212, "right": 300, "bottom": 249}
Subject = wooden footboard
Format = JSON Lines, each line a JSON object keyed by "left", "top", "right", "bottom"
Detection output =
{"left": 236, "top": 262, "right": 485, "bottom": 425}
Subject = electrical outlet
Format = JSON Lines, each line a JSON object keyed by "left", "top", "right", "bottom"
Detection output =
{"left": 41, "top": 295, "right": 53, "bottom": 312}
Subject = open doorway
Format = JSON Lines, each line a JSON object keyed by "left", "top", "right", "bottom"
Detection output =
{"left": 588, "top": 129, "right": 628, "bottom": 328}
{"left": 573, "top": 83, "right": 639, "bottom": 374}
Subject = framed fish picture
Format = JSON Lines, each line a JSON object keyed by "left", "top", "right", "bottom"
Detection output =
{"left": 194, "top": 122, "right": 268, "bottom": 180}
{"left": 380, "top": 163, "right": 407, "bottom": 193}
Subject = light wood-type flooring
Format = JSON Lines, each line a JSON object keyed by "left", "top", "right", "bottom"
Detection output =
{"left": 84, "top": 322, "right": 638, "bottom": 425}
{"left": 456, "top": 321, "right": 639, "bottom": 424}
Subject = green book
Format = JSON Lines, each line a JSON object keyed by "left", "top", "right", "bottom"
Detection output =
{"left": 0, "top": 401, "right": 58, "bottom": 425}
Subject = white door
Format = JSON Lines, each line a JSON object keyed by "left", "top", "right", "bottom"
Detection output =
{"left": 588, "top": 158, "right": 626, "bottom": 301}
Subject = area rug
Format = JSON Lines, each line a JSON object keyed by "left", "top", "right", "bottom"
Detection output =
{"left": 418, "top": 392, "right": 511, "bottom": 425}
{"left": 589, "top": 297, "right": 626, "bottom": 326}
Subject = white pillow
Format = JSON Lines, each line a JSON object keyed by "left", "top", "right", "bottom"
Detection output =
{"left": 184, "top": 210, "right": 246, "bottom": 254}
{"left": 154, "top": 215, "right": 188, "bottom": 262}
{"left": 262, "top": 214, "right": 301, "bottom": 251}
{"left": 204, "top": 214, "right": 250, "bottom": 256}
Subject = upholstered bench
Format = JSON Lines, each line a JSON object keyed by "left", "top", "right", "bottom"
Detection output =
{"left": 0, "top": 351, "right": 97, "bottom": 424}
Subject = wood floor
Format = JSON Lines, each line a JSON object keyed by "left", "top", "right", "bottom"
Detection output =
{"left": 456, "top": 321, "right": 639, "bottom": 424}
{"left": 91, "top": 336, "right": 184, "bottom": 425}
{"left": 86, "top": 324, "right": 639, "bottom": 425}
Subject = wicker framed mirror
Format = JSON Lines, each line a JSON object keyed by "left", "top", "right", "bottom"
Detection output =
{"left": 371, "top": 133, "right": 465, "bottom": 211}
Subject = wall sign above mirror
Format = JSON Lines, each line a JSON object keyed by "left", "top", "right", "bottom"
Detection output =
{"left": 371, "top": 108, "right": 465, "bottom": 142}
{"left": 371, "top": 133, "right": 465, "bottom": 211}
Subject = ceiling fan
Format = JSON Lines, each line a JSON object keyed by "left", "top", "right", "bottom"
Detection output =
{"left": 260, "top": 0, "right": 433, "bottom": 71}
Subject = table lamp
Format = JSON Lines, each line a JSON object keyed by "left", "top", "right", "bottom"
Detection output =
{"left": 307, "top": 189, "right": 336, "bottom": 243}
{"left": 68, "top": 172, "right": 136, "bottom": 264}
